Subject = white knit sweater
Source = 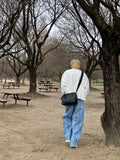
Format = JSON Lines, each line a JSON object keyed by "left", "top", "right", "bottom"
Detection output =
{"left": 61, "top": 69, "right": 89, "bottom": 101}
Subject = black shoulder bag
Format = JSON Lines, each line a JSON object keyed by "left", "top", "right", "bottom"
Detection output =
{"left": 61, "top": 71, "right": 84, "bottom": 105}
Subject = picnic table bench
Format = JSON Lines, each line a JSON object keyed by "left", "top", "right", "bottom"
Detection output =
{"left": 39, "top": 87, "right": 49, "bottom": 92}
{"left": 2, "top": 84, "right": 20, "bottom": 89}
{"left": 0, "top": 99, "right": 9, "bottom": 107}
{"left": 2, "top": 84, "right": 11, "bottom": 89}
{"left": 1, "top": 92, "right": 32, "bottom": 107}
{"left": 38, "top": 81, "right": 53, "bottom": 86}
{"left": 49, "top": 86, "right": 59, "bottom": 92}
{"left": 39, "top": 85, "right": 59, "bottom": 92}
{"left": 12, "top": 84, "right": 20, "bottom": 88}
{"left": 14, "top": 96, "right": 32, "bottom": 106}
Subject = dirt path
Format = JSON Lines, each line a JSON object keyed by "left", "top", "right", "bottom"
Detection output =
{"left": 0, "top": 86, "right": 120, "bottom": 160}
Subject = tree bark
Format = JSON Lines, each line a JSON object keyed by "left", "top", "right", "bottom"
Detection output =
{"left": 73, "top": 0, "right": 120, "bottom": 146}
{"left": 28, "top": 67, "right": 37, "bottom": 94}
{"left": 22, "top": 76, "right": 26, "bottom": 84}
{"left": 86, "top": 67, "right": 98, "bottom": 88}
{"left": 16, "top": 75, "right": 20, "bottom": 84}
{"left": 101, "top": 48, "right": 120, "bottom": 146}
{"left": 1, "top": 74, "right": 3, "bottom": 83}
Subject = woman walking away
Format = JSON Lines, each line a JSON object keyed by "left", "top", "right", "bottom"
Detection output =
{"left": 61, "top": 59, "right": 89, "bottom": 148}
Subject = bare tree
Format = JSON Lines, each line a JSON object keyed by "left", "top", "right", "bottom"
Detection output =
{"left": 68, "top": 0, "right": 120, "bottom": 146}
{"left": 5, "top": 0, "right": 66, "bottom": 93}
{"left": 0, "top": 0, "right": 22, "bottom": 57}
{"left": 6, "top": 55, "right": 27, "bottom": 84}
{"left": 39, "top": 38, "right": 75, "bottom": 82}
{"left": 58, "top": 14, "right": 102, "bottom": 84}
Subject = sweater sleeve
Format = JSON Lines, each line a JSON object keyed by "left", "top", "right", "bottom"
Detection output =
{"left": 83, "top": 73, "right": 90, "bottom": 96}
{"left": 61, "top": 71, "right": 67, "bottom": 95}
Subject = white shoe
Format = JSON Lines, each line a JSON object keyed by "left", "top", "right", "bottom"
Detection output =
{"left": 70, "top": 145, "right": 78, "bottom": 148}
{"left": 65, "top": 139, "right": 70, "bottom": 143}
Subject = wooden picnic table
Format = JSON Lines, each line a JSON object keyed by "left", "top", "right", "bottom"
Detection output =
{"left": 0, "top": 99, "right": 9, "bottom": 107}
{"left": 1, "top": 91, "right": 31, "bottom": 107}
{"left": 39, "top": 84, "right": 53, "bottom": 92}
{"left": 44, "top": 84, "right": 54, "bottom": 88}
{"left": 2, "top": 83, "right": 20, "bottom": 89}
{"left": 8, "top": 82, "right": 15, "bottom": 85}
{"left": 38, "top": 81, "right": 53, "bottom": 85}
{"left": 39, "top": 84, "right": 59, "bottom": 92}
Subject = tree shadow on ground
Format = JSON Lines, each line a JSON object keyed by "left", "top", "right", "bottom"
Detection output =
{"left": 0, "top": 104, "right": 32, "bottom": 110}
{"left": 79, "top": 133, "right": 104, "bottom": 146}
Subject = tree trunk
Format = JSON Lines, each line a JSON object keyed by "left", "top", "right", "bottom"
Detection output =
{"left": 58, "top": 71, "right": 62, "bottom": 83}
{"left": 28, "top": 67, "right": 37, "bottom": 94}
{"left": 4, "top": 74, "right": 7, "bottom": 84}
{"left": 22, "top": 76, "right": 26, "bottom": 84}
{"left": 101, "top": 52, "right": 120, "bottom": 146}
{"left": 1, "top": 74, "right": 3, "bottom": 83}
{"left": 16, "top": 75, "right": 20, "bottom": 84}
{"left": 86, "top": 71, "right": 92, "bottom": 88}
{"left": 85, "top": 58, "right": 100, "bottom": 88}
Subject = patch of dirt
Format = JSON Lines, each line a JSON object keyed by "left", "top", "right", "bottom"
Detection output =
{"left": 0, "top": 85, "right": 120, "bottom": 160}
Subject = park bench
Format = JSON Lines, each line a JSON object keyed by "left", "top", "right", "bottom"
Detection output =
{"left": 12, "top": 84, "right": 20, "bottom": 88}
{"left": 39, "top": 87, "right": 49, "bottom": 92}
{"left": 2, "top": 84, "right": 20, "bottom": 89}
{"left": 14, "top": 96, "right": 32, "bottom": 106}
{"left": 0, "top": 99, "right": 9, "bottom": 107}
{"left": 2, "top": 92, "right": 32, "bottom": 107}
{"left": 38, "top": 80, "right": 45, "bottom": 85}
{"left": 3, "top": 84, "right": 11, "bottom": 89}
{"left": 49, "top": 87, "right": 59, "bottom": 92}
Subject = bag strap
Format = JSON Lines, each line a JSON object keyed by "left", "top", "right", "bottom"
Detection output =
{"left": 76, "top": 71, "right": 84, "bottom": 92}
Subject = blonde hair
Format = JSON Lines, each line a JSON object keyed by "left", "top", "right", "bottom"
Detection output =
{"left": 70, "top": 59, "right": 80, "bottom": 69}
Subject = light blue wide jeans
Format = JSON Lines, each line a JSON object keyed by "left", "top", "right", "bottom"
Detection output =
{"left": 62, "top": 99, "right": 84, "bottom": 147}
